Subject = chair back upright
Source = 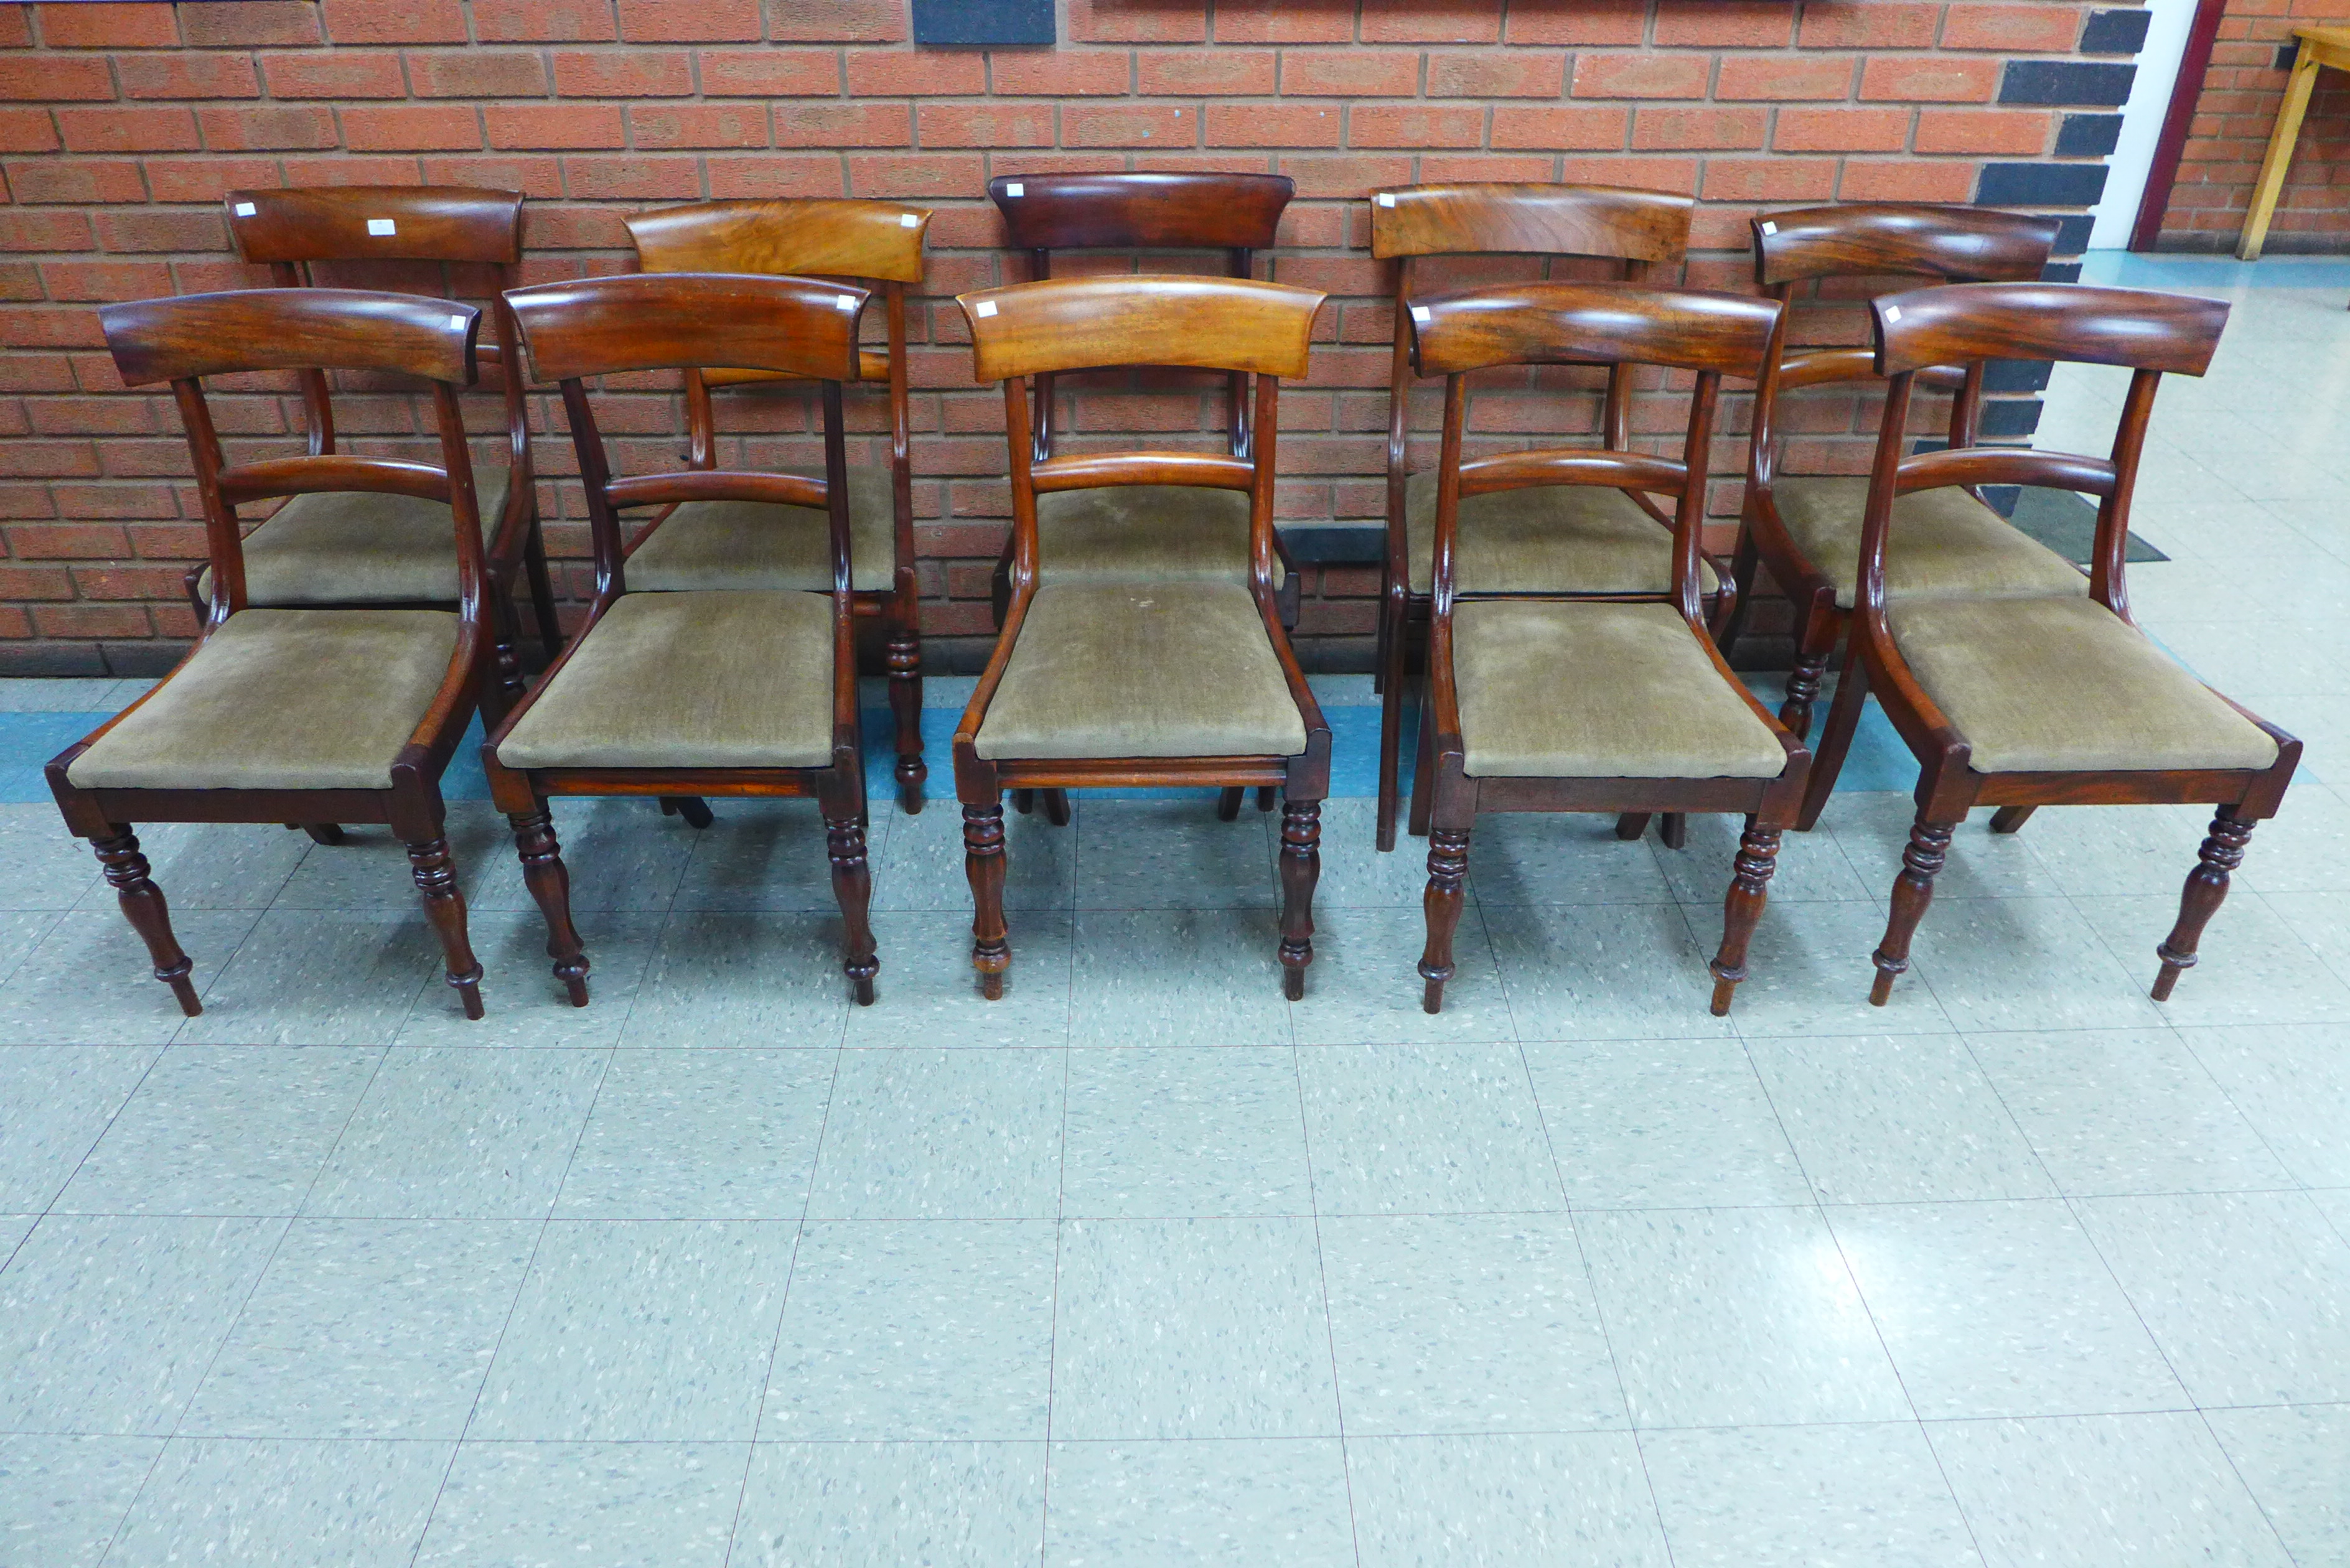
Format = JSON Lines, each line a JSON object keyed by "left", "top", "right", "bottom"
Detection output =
{"left": 1408, "top": 283, "right": 1781, "bottom": 626}
{"left": 1746, "top": 204, "right": 2061, "bottom": 495}
{"left": 100, "top": 287, "right": 490, "bottom": 633}
{"left": 987, "top": 171, "right": 1294, "bottom": 462}
{"left": 223, "top": 186, "right": 530, "bottom": 533}
{"left": 1859, "top": 281, "right": 2228, "bottom": 625}
{"left": 955, "top": 274, "right": 1326, "bottom": 607}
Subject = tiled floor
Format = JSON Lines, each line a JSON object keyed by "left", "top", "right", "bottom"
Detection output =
{"left": 3, "top": 254, "right": 2349, "bottom": 1565}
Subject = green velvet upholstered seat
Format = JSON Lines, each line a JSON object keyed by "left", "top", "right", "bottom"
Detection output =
{"left": 1771, "top": 477, "right": 2087, "bottom": 611}
{"left": 195, "top": 465, "right": 513, "bottom": 607}
{"left": 976, "top": 581, "right": 1307, "bottom": 760}
{"left": 1454, "top": 599, "right": 1786, "bottom": 780}
{"left": 1403, "top": 467, "right": 1718, "bottom": 597}
{"left": 1034, "top": 484, "right": 1285, "bottom": 588}
{"left": 67, "top": 608, "right": 462, "bottom": 791}
{"left": 497, "top": 589, "right": 836, "bottom": 770}
{"left": 623, "top": 463, "right": 896, "bottom": 594}
{"left": 1886, "top": 595, "right": 2278, "bottom": 775}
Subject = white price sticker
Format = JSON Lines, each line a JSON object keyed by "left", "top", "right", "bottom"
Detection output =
{"left": 1004, "top": 182, "right": 1024, "bottom": 198}
{"left": 233, "top": 201, "right": 256, "bottom": 217}
{"left": 900, "top": 212, "right": 920, "bottom": 227}
{"left": 836, "top": 293, "right": 859, "bottom": 311}
{"left": 973, "top": 299, "right": 998, "bottom": 318}
{"left": 447, "top": 313, "right": 467, "bottom": 329}
{"left": 367, "top": 218, "right": 396, "bottom": 236}
{"left": 1883, "top": 304, "right": 1903, "bottom": 322}
{"left": 1410, "top": 304, "right": 1430, "bottom": 324}
{"left": 1377, "top": 192, "right": 1395, "bottom": 207}
{"left": 1759, "top": 220, "right": 1777, "bottom": 235}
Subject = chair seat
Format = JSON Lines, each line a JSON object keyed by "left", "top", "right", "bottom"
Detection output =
{"left": 1034, "top": 483, "right": 1285, "bottom": 587}
{"left": 1887, "top": 595, "right": 2280, "bottom": 775}
{"left": 67, "top": 609, "right": 461, "bottom": 791}
{"left": 197, "top": 465, "right": 514, "bottom": 607}
{"left": 1771, "top": 477, "right": 2086, "bottom": 610}
{"left": 1454, "top": 599, "right": 1787, "bottom": 780}
{"left": 624, "top": 464, "right": 896, "bottom": 594}
{"left": 976, "top": 581, "right": 1307, "bottom": 760}
{"left": 1405, "top": 467, "right": 1718, "bottom": 596}
{"left": 496, "top": 590, "right": 836, "bottom": 770}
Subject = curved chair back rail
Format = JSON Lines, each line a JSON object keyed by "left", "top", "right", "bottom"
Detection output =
{"left": 504, "top": 273, "right": 869, "bottom": 386}
{"left": 224, "top": 184, "right": 525, "bottom": 267}
{"left": 1874, "top": 281, "right": 2230, "bottom": 378}
{"left": 1371, "top": 182, "right": 1692, "bottom": 264}
{"left": 988, "top": 170, "right": 1293, "bottom": 253}
{"left": 1408, "top": 281, "right": 1780, "bottom": 380}
{"left": 625, "top": 197, "right": 931, "bottom": 284}
{"left": 101, "top": 287, "right": 480, "bottom": 388}
{"left": 957, "top": 274, "right": 1325, "bottom": 383}
{"left": 1753, "top": 203, "right": 2061, "bottom": 288}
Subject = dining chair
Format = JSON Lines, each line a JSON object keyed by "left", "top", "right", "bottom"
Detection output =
{"left": 1717, "top": 204, "right": 2075, "bottom": 755}
{"left": 1821, "top": 282, "right": 2297, "bottom": 1006}
{"left": 485, "top": 272, "right": 879, "bottom": 1007}
{"left": 204, "top": 186, "right": 558, "bottom": 718}
{"left": 1370, "top": 182, "right": 1698, "bottom": 853}
{"left": 64, "top": 289, "right": 494, "bottom": 1019}
{"left": 622, "top": 197, "right": 933, "bottom": 817}
{"left": 952, "top": 274, "right": 1332, "bottom": 1001}
{"left": 1407, "top": 282, "right": 1807, "bottom": 1019}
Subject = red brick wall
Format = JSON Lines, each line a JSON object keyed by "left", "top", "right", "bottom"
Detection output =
{"left": 2161, "top": 0, "right": 2350, "bottom": 250}
{"left": 0, "top": 0, "right": 2123, "bottom": 674}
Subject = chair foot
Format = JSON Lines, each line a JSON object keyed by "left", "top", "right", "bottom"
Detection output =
{"left": 828, "top": 814, "right": 880, "bottom": 1007}
{"left": 510, "top": 808, "right": 591, "bottom": 1009}
{"left": 1256, "top": 785, "right": 1276, "bottom": 812}
{"left": 1869, "top": 816, "right": 1952, "bottom": 1007}
{"left": 965, "top": 801, "right": 1010, "bottom": 1001}
{"left": 1417, "top": 826, "right": 1470, "bottom": 1017}
{"left": 1011, "top": 789, "right": 1035, "bottom": 815}
{"left": 408, "top": 834, "right": 485, "bottom": 1021}
{"left": 1988, "top": 805, "right": 2036, "bottom": 834}
{"left": 1708, "top": 977, "right": 1738, "bottom": 1016}
{"left": 659, "top": 796, "right": 714, "bottom": 829}
{"left": 1041, "top": 788, "right": 1070, "bottom": 827}
{"left": 1278, "top": 798, "right": 1321, "bottom": 1000}
{"left": 2153, "top": 810, "right": 2253, "bottom": 1002}
{"left": 563, "top": 974, "right": 590, "bottom": 1007}
{"left": 295, "top": 823, "right": 345, "bottom": 846}
{"left": 1660, "top": 813, "right": 1687, "bottom": 850}
{"left": 980, "top": 970, "right": 1004, "bottom": 1001}
{"left": 1614, "top": 813, "right": 1650, "bottom": 841}
{"left": 1707, "top": 821, "right": 1781, "bottom": 1018}
{"left": 1216, "top": 786, "right": 1243, "bottom": 821}
{"left": 92, "top": 828, "right": 201, "bottom": 1017}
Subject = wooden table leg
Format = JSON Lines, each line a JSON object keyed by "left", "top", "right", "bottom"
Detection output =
{"left": 2239, "top": 37, "right": 2322, "bottom": 261}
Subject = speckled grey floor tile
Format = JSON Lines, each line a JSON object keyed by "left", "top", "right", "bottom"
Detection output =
{"left": 1319, "top": 1214, "right": 1623, "bottom": 1435}
{"left": 733, "top": 1441, "right": 1047, "bottom": 1568}
{"left": 180, "top": 1218, "right": 537, "bottom": 1439}
{"left": 1349, "top": 1431, "right": 1669, "bottom": 1567}
{"left": 97, "top": 821, "right": 310, "bottom": 911}
{"left": 0, "top": 1214, "right": 284, "bottom": 1435}
{"left": 2011, "top": 802, "right": 2212, "bottom": 900}
{"left": 0, "top": 1212, "right": 30, "bottom": 1259}
{"left": 807, "top": 1048, "right": 1064, "bottom": 1220}
{"left": 1051, "top": 1216, "right": 1339, "bottom": 1440}
{"left": 553, "top": 1049, "right": 833, "bottom": 1220}
{"left": 2203, "top": 1404, "right": 2350, "bottom": 1568}
{"left": 2075, "top": 1191, "right": 2350, "bottom": 1407}
{"left": 1743, "top": 1034, "right": 2054, "bottom": 1203}
{"left": 668, "top": 800, "right": 868, "bottom": 912}
{"left": 0, "top": 805, "right": 103, "bottom": 910}
{"left": 1927, "top": 1412, "right": 2292, "bottom": 1568}
{"left": 2175, "top": 1022, "right": 2350, "bottom": 1187}
{"left": 0, "top": 908, "right": 62, "bottom": 995}
{"left": 1821, "top": 798, "right": 2063, "bottom": 900}
{"left": 876, "top": 796, "right": 1073, "bottom": 912}
{"left": 618, "top": 912, "right": 852, "bottom": 1048}
{"left": 54, "top": 1045, "right": 379, "bottom": 1217}
{"left": 1898, "top": 898, "right": 2167, "bottom": 1034}
{"left": 1288, "top": 904, "right": 1514, "bottom": 1045}
{"left": 2079, "top": 891, "right": 2350, "bottom": 1026}
{"left": 762, "top": 1220, "right": 1056, "bottom": 1441}
{"left": 846, "top": 911, "right": 1072, "bottom": 1049}
{"left": 1578, "top": 1205, "right": 1911, "bottom": 1429}
{"left": 1526, "top": 1037, "right": 1809, "bottom": 1209}
{"left": 1708, "top": 895, "right": 1956, "bottom": 1037}
{"left": 0, "top": 1434, "right": 162, "bottom": 1568}
{"left": 0, "top": 1045, "right": 157, "bottom": 1211}
{"left": 413, "top": 1441, "right": 742, "bottom": 1568}
{"left": 1486, "top": 902, "right": 1736, "bottom": 1041}
{"left": 1060, "top": 1047, "right": 1311, "bottom": 1218}
{"left": 1042, "top": 1439, "right": 1355, "bottom": 1568}
{"left": 1653, "top": 809, "right": 1874, "bottom": 905}
{"left": 394, "top": 910, "right": 662, "bottom": 1050}
{"left": 465, "top": 796, "right": 700, "bottom": 913}
{"left": 0, "top": 908, "right": 255, "bottom": 1046}
{"left": 1964, "top": 1028, "right": 2292, "bottom": 1197}
{"left": 1828, "top": 1200, "right": 2182, "bottom": 1419}
{"left": 1068, "top": 910, "right": 1293, "bottom": 1048}
{"left": 469, "top": 1220, "right": 795, "bottom": 1441}
{"left": 265, "top": 814, "right": 502, "bottom": 911}
{"left": 175, "top": 911, "right": 451, "bottom": 1046}
{"left": 1298, "top": 800, "right": 1449, "bottom": 908}
{"left": 1299, "top": 1042, "right": 1562, "bottom": 1215}
{"left": 1640, "top": 1422, "right": 1980, "bottom": 1567}
{"left": 302, "top": 1047, "right": 605, "bottom": 1219}
{"left": 1072, "top": 799, "right": 1276, "bottom": 908}
{"left": 1461, "top": 812, "right": 1675, "bottom": 905}
{"left": 103, "top": 1437, "right": 449, "bottom": 1568}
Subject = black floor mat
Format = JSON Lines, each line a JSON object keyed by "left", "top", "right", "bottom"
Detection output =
{"left": 2003, "top": 487, "right": 2169, "bottom": 564}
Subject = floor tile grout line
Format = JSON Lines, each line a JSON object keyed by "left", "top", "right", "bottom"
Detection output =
{"left": 1290, "top": 1038, "right": 1365, "bottom": 1568}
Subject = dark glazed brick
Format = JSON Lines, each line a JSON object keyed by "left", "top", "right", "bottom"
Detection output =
{"left": 2079, "top": 8, "right": 2152, "bottom": 55}
{"left": 1985, "top": 358, "right": 2054, "bottom": 394}
{"left": 2051, "top": 213, "right": 2094, "bottom": 256}
{"left": 1998, "top": 60, "right": 2135, "bottom": 106}
{"left": 2042, "top": 261, "right": 2084, "bottom": 283}
{"left": 2056, "top": 113, "right": 2123, "bottom": 157}
{"left": 0, "top": 641, "right": 108, "bottom": 676}
{"left": 911, "top": 0, "right": 1053, "bottom": 45}
{"left": 1980, "top": 398, "right": 2044, "bottom": 439}
{"left": 1976, "top": 162, "right": 2109, "bottom": 207}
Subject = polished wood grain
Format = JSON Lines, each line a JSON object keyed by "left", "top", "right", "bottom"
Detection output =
{"left": 1875, "top": 281, "right": 2230, "bottom": 378}
{"left": 958, "top": 274, "right": 1322, "bottom": 381}
{"left": 989, "top": 170, "right": 1291, "bottom": 253}
{"left": 103, "top": 287, "right": 480, "bottom": 387}
{"left": 507, "top": 271, "right": 867, "bottom": 383}
{"left": 1752, "top": 203, "right": 2062, "bottom": 287}
{"left": 627, "top": 196, "right": 930, "bottom": 284}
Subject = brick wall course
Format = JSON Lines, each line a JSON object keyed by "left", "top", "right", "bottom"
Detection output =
{"left": 0, "top": 0, "right": 2125, "bottom": 673}
{"left": 2160, "top": 0, "right": 2349, "bottom": 250}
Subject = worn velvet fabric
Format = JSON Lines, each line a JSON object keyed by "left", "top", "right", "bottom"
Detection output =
{"left": 1887, "top": 594, "right": 2278, "bottom": 775}
{"left": 1453, "top": 599, "right": 1786, "bottom": 780}
{"left": 1403, "top": 468, "right": 1717, "bottom": 595}
{"left": 1034, "top": 484, "right": 1284, "bottom": 587}
{"left": 623, "top": 463, "right": 896, "bottom": 593}
{"left": 976, "top": 581, "right": 1308, "bottom": 760}
{"left": 497, "top": 589, "right": 838, "bottom": 770}
{"left": 197, "top": 464, "right": 512, "bottom": 607}
{"left": 67, "top": 609, "right": 462, "bottom": 791}
{"left": 1771, "top": 477, "right": 2087, "bottom": 610}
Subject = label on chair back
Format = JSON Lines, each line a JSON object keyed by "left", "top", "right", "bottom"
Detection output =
{"left": 1377, "top": 193, "right": 1396, "bottom": 207}
{"left": 1004, "top": 182, "right": 1023, "bottom": 198}
{"left": 974, "top": 300, "right": 998, "bottom": 318}
{"left": 367, "top": 218, "right": 396, "bottom": 236}
{"left": 233, "top": 201, "right": 256, "bottom": 217}
{"left": 901, "top": 212, "right": 920, "bottom": 227}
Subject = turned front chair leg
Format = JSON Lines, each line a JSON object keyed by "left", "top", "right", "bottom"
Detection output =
{"left": 887, "top": 625, "right": 926, "bottom": 814}
{"left": 658, "top": 796, "right": 714, "bottom": 829}
{"left": 407, "top": 834, "right": 485, "bottom": 1020}
{"left": 827, "top": 813, "right": 880, "bottom": 1006}
{"left": 963, "top": 800, "right": 1010, "bottom": 1000}
{"left": 1988, "top": 805, "right": 2036, "bottom": 834}
{"left": 91, "top": 828, "right": 200, "bottom": 1017}
{"left": 1418, "top": 826, "right": 1471, "bottom": 1014}
{"left": 1277, "top": 798, "right": 1322, "bottom": 1000}
{"left": 2154, "top": 809, "right": 2254, "bottom": 1001}
{"left": 1709, "top": 819, "right": 1781, "bottom": 1016}
{"left": 509, "top": 808, "right": 589, "bottom": 1006}
{"left": 1779, "top": 609, "right": 1836, "bottom": 743}
{"left": 1871, "top": 816, "right": 1954, "bottom": 1006}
